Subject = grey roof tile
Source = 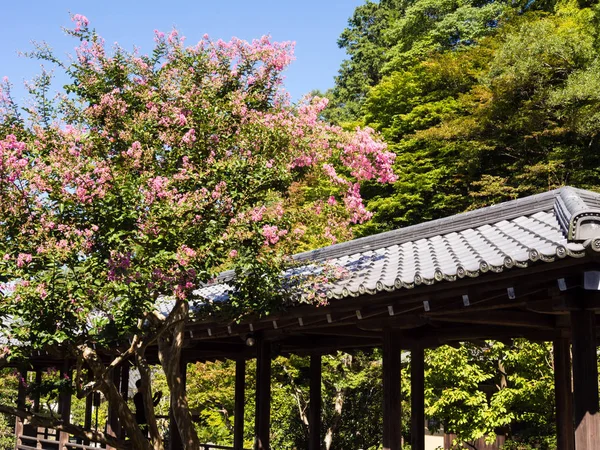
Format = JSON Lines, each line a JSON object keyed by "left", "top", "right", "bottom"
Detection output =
{"left": 195, "top": 187, "right": 600, "bottom": 302}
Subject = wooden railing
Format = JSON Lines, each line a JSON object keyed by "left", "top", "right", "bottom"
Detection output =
{"left": 17, "top": 434, "right": 100, "bottom": 450}
{"left": 16, "top": 426, "right": 244, "bottom": 450}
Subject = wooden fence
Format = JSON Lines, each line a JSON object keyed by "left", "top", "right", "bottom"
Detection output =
{"left": 15, "top": 425, "right": 241, "bottom": 450}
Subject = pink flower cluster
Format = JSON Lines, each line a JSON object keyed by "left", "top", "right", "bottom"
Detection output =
{"left": 262, "top": 225, "right": 288, "bottom": 246}
{"left": 72, "top": 14, "right": 89, "bottom": 32}
{"left": 16, "top": 253, "right": 32, "bottom": 268}
{"left": 341, "top": 127, "right": 397, "bottom": 183}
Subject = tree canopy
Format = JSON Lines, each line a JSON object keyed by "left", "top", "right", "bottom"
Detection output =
{"left": 0, "top": 15, "right": 395, "bottom": 450}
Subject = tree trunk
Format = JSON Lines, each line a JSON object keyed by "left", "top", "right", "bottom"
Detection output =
{"left": 158, "top": 300, "right": 201, "bottom": 450}
{"left": 135, "top": 353, "right": 164, "bottom": 450}
{"left": 81, "top": 346, "right": 153, "bottom": 450}
{"left": 324, "top": 387, "right": 345, "bottom": 450}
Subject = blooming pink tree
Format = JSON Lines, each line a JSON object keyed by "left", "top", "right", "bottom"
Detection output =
{"left": 0, "top": 15, "right": 395, "bottom": 450}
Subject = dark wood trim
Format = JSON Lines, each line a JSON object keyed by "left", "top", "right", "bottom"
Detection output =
{"left": 382, "top": 330, "right": 402, "bottom": 450}
{"left": 309, "top": 354, "right": 322, "bottom": 450}
{"left": 233, "top": 359, "right": 246, "bottom": 450}
{"left": 255, "top": 337, "right": 271, "bottom": 450}
{"left": 429, "top": 310, "right": 556, "bottom": 329}
{"left": 411, "top": 348, "right": 425, "bottom": 450}
{"left": 553, "top": 338, "right": 574, "bottom": 450}
{"left": 570, "top": 308, "right": 600, "bottom": 449}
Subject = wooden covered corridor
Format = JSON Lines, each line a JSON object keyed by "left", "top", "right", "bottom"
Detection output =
{"left": 12, "top": 187, "right": 600, "bottom": 449}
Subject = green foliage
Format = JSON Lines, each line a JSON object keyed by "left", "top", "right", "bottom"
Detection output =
{"left": 347, "top": 1, "right": 600, "bottom": 234}
{"left": 0, "top": 369, "right": 17, "bottom": 450}
{"left": 425, "top": 341, "right": 555, "bottom": 444}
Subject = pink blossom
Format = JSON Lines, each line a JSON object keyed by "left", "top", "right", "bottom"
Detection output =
{"left": 344, "top": 183, "right": 373, "bottom": 224}
{"left": 229, "top": 249, "right": 238, "bottom": 258}
{"left": 262, "top": 224, "right": 288, "bottom": 246}
{"left": 211, "top": 181, "right": 227, "bottom": 200}
{"left": 181, "top": 128, "right": 196, "bottom": 147}
{"left": 72, "top": 14, "right": 89, "bottom": 32}
{"left": 16, "top": 253, "right": 32, "bottom": 268}
{"left": 250, "top": 205, "right": 267, "bottom": 222}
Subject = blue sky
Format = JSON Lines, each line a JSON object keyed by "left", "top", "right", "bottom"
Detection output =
{"left": 0, "top": 0, "right": 365, "bottom": 103}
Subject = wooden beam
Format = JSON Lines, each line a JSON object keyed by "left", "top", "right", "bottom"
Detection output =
{"left": 429, "top": 310, "right": 556, "bottom": 329}
{"left": 553, "top": 338, "right": 575, "bottom": 450}
{"left": 233, "top": 359, "right": 246, "bottom": 450}
{"left": 411, "top": 348, "right": 425, "bottom": 450}
{"left": 382, "top": 330, "right": 402, "bottom": 450}
{"left": 570, "top": 309, "right": 600, "bottom": 449}
{"left": 309, "top": 354, "right": 322, "bottom": 450}
{"left": 255, "top": 337, "right": 271, "bottom": 450}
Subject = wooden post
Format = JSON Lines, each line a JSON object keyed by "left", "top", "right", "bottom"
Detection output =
{"left": 33, "top": 369, "right": 43, "bottom": 449}
{"left": 14, "top": 369, "right": 27, "bottom": 448}
{"left": 570, "top": 309, "right": 600, "bottom": 449}
{"left": 32, "top": 369, "right": 41, "bottom": 413}
{"left": 309, "top": 353, "right": 322, "bottom": 450}
{"left": 554, "top": 338, "right": 575, "bottom": 450}
{"left": 83, "top": 369, "right": 94, "bottom": 446}
{"left": 254, "top": 337, "right": 272, "bottom": 450}
{"left": 411, "top": 347, "right": 425, "bottom": 450}
{"left": 382, "top": 330, "right": 402, "bottom": 450}
{"left": 106, "top": 366, "right": 121, "bottom": 450}
{"left": 58, "top": 364, "right": 72, "bottom": 450}
{"left": 83, "top": 392, "right": 93, "bottom": 445}
{"left": 120, "top": 363, "right": 130, "bottom": 440}
{"left": 169, "top": 360, "right": 187, "bottom": 450}
{"left": 233, "top": 359, "right": 246, "bottom": 450}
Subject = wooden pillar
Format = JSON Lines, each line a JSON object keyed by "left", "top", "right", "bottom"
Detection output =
{"left": 83, "top": 392, "right": 93, "bottom": 445}
{"left": 58, "top": 364, "right": 72, "bottom": 450}
{"left": 169, "top": 360, "right": 187, "bottom": 450}
{"left": 32, "top": 369, "right": 42, "bottom": 413}
{"left": 233, "top": 359, "right": 246, "bottom": 450}
{"left": 570, "top": 309, "right": 600, "bottom": 449}
{"left": 14, "top": 369, "right": 27, "bottom": 448}
{"left": 554, "top": 338, "right": 575, "bottom": 450}
{"left": 106, "top": 366, "right": 121, "bottom": 449}
{"left": 411, "top": 347, "right": 425, "bottom": 450}
{"left": 254, "top": 337, "right": 271, "bottom": 450}
{"left": 382, "top": 330, "right": 402, "bottom": 450}
{"left": 309, "top": 354, "right": 322, "bottom": 450}
{"left": 83, "top": 369, "right": 94, "bottom": 446}
{"left": 33, "top": 369, "right": 43, "bottom": 449}
{"left": 119, "top": 364, "right": 130, "bottom": 439}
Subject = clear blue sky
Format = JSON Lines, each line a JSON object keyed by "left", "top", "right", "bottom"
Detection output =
{"left": 0, "top": 0, "right": 365, "bottom": 103}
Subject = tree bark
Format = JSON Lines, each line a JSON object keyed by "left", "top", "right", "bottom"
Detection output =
{"left": 81, "top": 345, "right": 153, "bottom": 450}
{"left": 158, "top": 300, "right": 201, "bottom": 450}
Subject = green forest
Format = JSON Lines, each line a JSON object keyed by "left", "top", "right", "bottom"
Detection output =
{"left": 2, "top": 0, "right": 600, "bottom": 449}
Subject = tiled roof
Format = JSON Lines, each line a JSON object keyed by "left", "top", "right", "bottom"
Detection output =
{"left": 196, "top": 187, "right": 600, "bottom": 302}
